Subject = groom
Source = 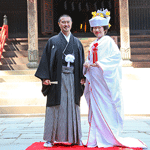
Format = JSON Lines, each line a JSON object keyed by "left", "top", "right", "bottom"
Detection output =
{"left": 35, "top": 14, "right": 85, "bottom": 147}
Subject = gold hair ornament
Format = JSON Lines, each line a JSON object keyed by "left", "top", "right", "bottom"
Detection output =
{"left": 91, "top": 9, "right": 111, "bottom": 28}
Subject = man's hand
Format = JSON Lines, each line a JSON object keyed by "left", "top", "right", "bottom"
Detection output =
{"left": 43, "top": 79, "right": 51, "bottom": 85}
{"left": 80, "top": 78, "right": 85, "bottom": 85}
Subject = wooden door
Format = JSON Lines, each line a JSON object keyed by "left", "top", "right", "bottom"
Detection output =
{"left": 41, "top": 0, "right": 54, "bottom": 34}
{"left": 129, "top": 0, "right": 150, "bottom": 34}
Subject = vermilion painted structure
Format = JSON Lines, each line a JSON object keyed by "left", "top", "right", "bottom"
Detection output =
{"left": 0, "top": 16, "right": 8, "bottom": 60}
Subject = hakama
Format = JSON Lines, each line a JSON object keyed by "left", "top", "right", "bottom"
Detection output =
{"left": 44, "top": 66, "right": 82, "bottom": 144}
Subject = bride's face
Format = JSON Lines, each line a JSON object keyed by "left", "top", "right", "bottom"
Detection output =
{"left": 92, "top": 26, "right": 105, "bottom": 39}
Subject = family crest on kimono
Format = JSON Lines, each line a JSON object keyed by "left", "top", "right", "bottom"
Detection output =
{"left": 35, "top": 14, "right": 85, "bottom": 148}
{"left": 83, "top": 9, "right": 147, "bottom": 149}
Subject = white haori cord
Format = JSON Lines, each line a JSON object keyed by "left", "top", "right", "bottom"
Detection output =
{"left": 65, "top": 54, "right": 75, "bottom": 67}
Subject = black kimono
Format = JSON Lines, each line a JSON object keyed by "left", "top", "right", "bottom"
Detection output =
{"left": 35, "top": 32, "right": 85, "bottom": 107}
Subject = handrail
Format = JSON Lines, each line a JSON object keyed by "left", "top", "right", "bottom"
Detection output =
{"left": 0, "top": 15, "right": 8, "bottom": 60}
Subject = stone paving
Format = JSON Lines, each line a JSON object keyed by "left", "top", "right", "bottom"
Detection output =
{"left": 0, "top": 116, "right": 150, "bottom": 150}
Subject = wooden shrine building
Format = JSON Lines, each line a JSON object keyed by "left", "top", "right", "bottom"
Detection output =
{"left": 0, "top": 0, "right": 150, "bottom": 67}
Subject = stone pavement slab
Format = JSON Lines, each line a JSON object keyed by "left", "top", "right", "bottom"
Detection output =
{"left": 0, "top": 116, "right": 150, "bottom": 150}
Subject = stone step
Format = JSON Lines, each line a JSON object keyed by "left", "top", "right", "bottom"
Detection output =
{"left": 0, "top": 83, "right": 39, "bottom": 92}
{"left": 1, "top": 36, "right": 150, "bottom": 70}
{"left": 0, "top": 57, "right": 41, "bottom": 70}
{"left": 1, "top": 57, "right": 150, "bottom": 70}
{"left": 118, "top": 41, "right": 150, "bottom": 48}
{"left": 130, "top": 41, "right": 150, "bottom": 48}
{"left": 1, "top": 57, "right": 28, "bottom": 65}
{"left": 4, "top": 44, "right": 45, "bottom": 52}
{"left": 0, "top": 64, "right": 32, "bottom": 70}
{"left": 0, "top": 80, "right": 42, "bottom": 89}
{"left": 4, "top": 39, "right": 93, "bottom": 53}
{"left": 131, "top": 48, "right": 150, "bottom": 54}
{"left": 131, "top": 54, "right": 150, "bottom": 62}
{"left": 0, "top": 72, "right": 46, "bottom": 115}
{"left": 0, "top": 84, "right": 41, "bottom": 102}
{"left": 4, "top": 39, "right": 47, "bottom": 52}
{"left": 2, "top": 50, "right": 28, "bottom": 57}
{"left": 132, "top": 62, "right": 150, "bottom": 68}
{"left": 3, "top": 44, "right": 28, "bottom": 52}
{"left": 2, "top": 50, "right": 43, "bottom": 58}
{"left": 130, "top": 35, "right": 150, "bottom": 42}
{"left": 7, "top": 37, "right": 49, "bottom": 43}
{"left": 0, "top": 70, "right": 36, "bottom": 75}
{"left": 0, "top": 97, "right": 45, "bottom": 106}
{"left": 117, "top": 35, "right": 150, "bottom": 42}
{"left": 4, "top": 47, "right": 150, "bottom": 56}
{"left": 0, "top": 106, "right": 45, "bottom": 115}
{"left": 3, "top": 45, "right": 150, "bottom": 59}
{"left": 0, "top": 75, "right": 39, "bottom": 83}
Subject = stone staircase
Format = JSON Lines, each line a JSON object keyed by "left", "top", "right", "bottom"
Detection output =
{"left": 0, "top": 38, "right": 48, "bottom": 116}
{"left": 0, "top": 70, "right": 46, "bottom": 117}
{"left": 130, "top": 35, "right": 150, "bottom": 68}
{"left": 1, "top": 35, "right": 150, "bottom": 70}
{"left": 0, "top": 35, "right": 150, "bottom": 116}
{"left": 0, "top": 38, "right": 48, "bottom": 70}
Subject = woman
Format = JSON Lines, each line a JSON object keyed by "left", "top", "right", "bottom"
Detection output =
{"left": 83, "top": 9, "right": 147, "bottom": 148}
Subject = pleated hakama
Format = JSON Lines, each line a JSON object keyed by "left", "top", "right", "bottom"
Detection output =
{"left": 43, "top": 66, "right": 82, "bottom": 144}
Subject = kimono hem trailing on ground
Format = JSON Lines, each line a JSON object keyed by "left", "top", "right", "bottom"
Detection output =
{"left": 84, "top": 35, "right": 147, "bottom": 148}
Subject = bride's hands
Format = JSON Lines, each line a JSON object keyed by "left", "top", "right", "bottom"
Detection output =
{"left": 83, "top": 61, "right": 90, "bottom": 69}
{"left": 84, "top": 61, "right": 99, "bottom": 68}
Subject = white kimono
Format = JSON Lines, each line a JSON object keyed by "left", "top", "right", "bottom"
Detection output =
{"left": 84, "top": 35, "right": 147, "bottom": 148}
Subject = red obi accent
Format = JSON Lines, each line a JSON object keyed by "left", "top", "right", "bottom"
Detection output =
{"left": 92, "top": 43, "right": 98, "bottom": 63}
{"left": 88, "top": 50, "right": 90, "bottom": 60}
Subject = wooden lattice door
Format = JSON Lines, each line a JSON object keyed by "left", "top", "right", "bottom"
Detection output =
{"left": 41, "top": 0, "right": 54, "bottom": 34}
{"left": 129, "top": 0, "right": 150, "bottom": 34}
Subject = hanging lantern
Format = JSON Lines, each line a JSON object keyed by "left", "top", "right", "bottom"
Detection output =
{"left": 84, "top": 22, "right": 87, "bottom": 33}
{"left": 108, "top": 0, "right": 112, "bottom": 9}
{"left": 71, "top": 2, "right": 75, "bottom": 11}
{"left": 64, "top": 1, "right": 67, "bottom": 10}
{"left": 78, "top": 2, "right": 82, "bottom": 12}
{"left": 94, "top": 2, "right": 97, "bottom": 10}
{"left": 80, "top": 24, "right": 83, "bottom": 30}
{"left": 101, "top": 1, "right": 104, "bottom": 9}
{"left": 86, "top": 2, "right": 89, "bottom": 11}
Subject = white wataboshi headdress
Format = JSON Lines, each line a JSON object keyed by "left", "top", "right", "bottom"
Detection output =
{"left": 89, "top": 9, "right": 111, "bottom": 28}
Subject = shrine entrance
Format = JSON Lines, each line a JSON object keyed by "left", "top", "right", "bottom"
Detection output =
{"left": 39, "top": 0, "right": 120, "bottom": 36}
{"left": 1, "top": 0, "right": 150, "bottom": 37}
{"left": 52, "top": 0, "right": 120, "bottom": 35}
{"left": 0, "top": 0, "right": 120, "bottom": 37}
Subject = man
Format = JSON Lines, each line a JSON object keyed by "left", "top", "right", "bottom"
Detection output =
{"left": 35, "top": 14, "right": 85, "bottom": 147}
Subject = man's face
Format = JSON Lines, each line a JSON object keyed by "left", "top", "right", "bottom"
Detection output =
{"left": 58, "top": 17, "right": 72, "bottom": 34}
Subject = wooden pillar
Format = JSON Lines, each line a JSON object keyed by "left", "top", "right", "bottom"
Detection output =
{"left": 27, "top": 0, "right": 39, "bottom": 68}
{"left": 119, "top": 0, "right": 132, "bottom": 65}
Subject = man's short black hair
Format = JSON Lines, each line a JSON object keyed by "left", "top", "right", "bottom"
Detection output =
{"left": 58, "top": 14, "right": 72, "bottom": 23}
